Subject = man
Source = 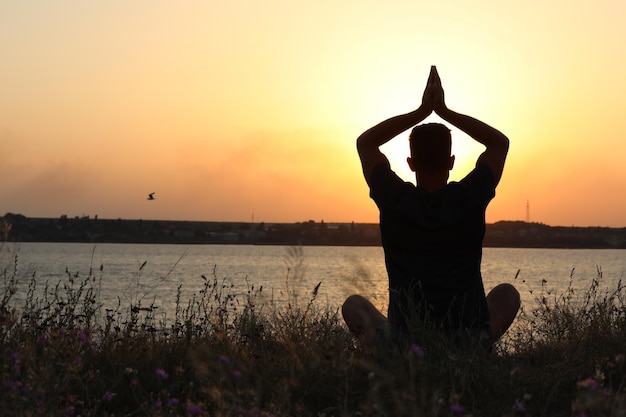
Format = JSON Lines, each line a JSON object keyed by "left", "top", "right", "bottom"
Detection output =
{"left": 342, "top": 66, "right": 520, "bottom": 352}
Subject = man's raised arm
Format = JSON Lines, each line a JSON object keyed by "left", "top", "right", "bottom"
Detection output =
{"left": 356, "top": 107, "right": 431, "bottom": 183}
{"left": 357, "top": 66, "right": 439, "bottom": 183}
{"left": 429, "top": 67, "right": 509, "bottom": 186}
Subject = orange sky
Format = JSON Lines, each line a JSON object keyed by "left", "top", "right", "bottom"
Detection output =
{"left": 1, "top": 1, "right": 626, "bottom": 226}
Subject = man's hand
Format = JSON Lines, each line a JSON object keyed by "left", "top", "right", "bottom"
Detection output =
{"left": 421, "top": 66, "right": 437, "bottom": 111}
{"left": 424, "top": 66, "right": 446, "bottom": 114}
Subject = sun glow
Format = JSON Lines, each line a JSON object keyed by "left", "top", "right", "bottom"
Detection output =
{"left": 2, "top": 1, "right": 626, "bottom": 226}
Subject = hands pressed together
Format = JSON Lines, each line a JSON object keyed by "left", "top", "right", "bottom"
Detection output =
{"left": 421, "top": 65, "right": 447, "bottom": 115}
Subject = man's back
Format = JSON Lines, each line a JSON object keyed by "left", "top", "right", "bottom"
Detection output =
{"left": 369, "top": 162, "right": 495, "bottom": 335}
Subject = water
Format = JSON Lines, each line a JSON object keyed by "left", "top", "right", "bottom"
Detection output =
{"left": 2, "top": 242, "right": 626, "bottom": 320}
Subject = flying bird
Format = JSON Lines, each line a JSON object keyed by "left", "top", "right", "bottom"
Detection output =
{"left": 147, "top": 192, "right": 155, "bottom": 200}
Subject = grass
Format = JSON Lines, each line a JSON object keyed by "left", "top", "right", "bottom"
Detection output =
{"left": 2, "top": 249, "right": 626, "bottom": 417}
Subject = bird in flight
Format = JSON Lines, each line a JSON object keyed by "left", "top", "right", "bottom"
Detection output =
{"left": 147, "top": 192, "right": 155, "bottom": 200}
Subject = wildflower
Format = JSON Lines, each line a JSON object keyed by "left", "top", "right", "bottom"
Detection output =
{"left": 186, "top": 402, "right": 203, "bottom": 416}
{"left": 78, "top": 331, "right": 89, "bottom": 343}
{"left": 168, "top": 398, "right": 180, "bottom": 407}
{"left": 130, "top": 378, "right": 139, "bottom": 387}
{"left": 249, "top": 407, "right": 262, "bottom": 416}
{"left": 155, "top": 368, "right": 169, "bottom": 380}
{"left": 65, "top": 405, "right": 76, "bottom": 417}
{"left": 218, "top": 354, "right": 229, "bottom": 364}
{"left": 65, "top": 395, "right": 77, "bottom": 417}
{"left": 513, "top": 398, "right": 526, "bottom": 413}
{"left": 450, "top": 403, "right": 465, "bottom": 416}
{"left": 232, "top": 370, "right": 242, "bottom": 379}
{"left": 6, "top": 348, "right": 21, "bottom": 375}
{"left": 578, "top": 378, "right": 599, "bottom": 390}
{"left": 409, "top": 343, "right": 424, "bottom": 357}
{"left": 36, "top": 400, "right": 46, "bottom": 415}
{"left": 103, "top": 391, "right": 114, "bottom": 402}
{"left": 155, "top": 399, "right": 162, "bottom": 409}
{"left": 78, "top": 331, "right": 95, "bottom": 353}
{"left": 7, "top": 379, "right": 23, "bottom": 392}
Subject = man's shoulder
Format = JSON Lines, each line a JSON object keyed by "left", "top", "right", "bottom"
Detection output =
{"left": 370, "top": 163, "right": 412, "bottom": 189}
{"left": 460, "top": 163, "right": 495, "bottom": 187}
{"left": 449, "top": 163, "right": 496, "bottom": 207}
{"left": 369, "top": 163, "right": 417, "bottom": 210}
{"left": 370, "top": 162, "right": 392, "bottom": 178}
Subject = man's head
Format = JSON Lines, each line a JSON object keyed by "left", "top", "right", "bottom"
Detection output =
{"left": 407, "top": 123, "right": 454, "bottom": 175}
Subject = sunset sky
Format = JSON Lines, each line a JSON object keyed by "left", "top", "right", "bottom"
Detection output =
{"left": 2, "top": 1, "right": 625, "bottom": 227}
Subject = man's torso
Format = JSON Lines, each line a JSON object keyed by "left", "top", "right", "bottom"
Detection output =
{"left": 368, "top": 163, "right": 495, "bottom": 334}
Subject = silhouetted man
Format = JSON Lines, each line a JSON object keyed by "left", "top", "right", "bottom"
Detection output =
{"left": 342, "top": 66, "right": 520, "bottom": 353}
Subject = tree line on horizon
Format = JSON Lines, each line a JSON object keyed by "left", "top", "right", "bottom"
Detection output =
{"left": 2, "top": 213, "right": 626, "bottom": 248}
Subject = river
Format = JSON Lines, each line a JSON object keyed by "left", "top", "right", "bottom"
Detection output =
{"left": 2, "top": 242, "right": 625, "bottom": 320}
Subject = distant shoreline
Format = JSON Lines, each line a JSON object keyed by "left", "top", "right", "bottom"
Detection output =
{"left": 2, "top": 213, "right": 626, "bottom": 249}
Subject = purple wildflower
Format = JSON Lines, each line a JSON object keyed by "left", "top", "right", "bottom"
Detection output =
{"left": 450, "top": 403, "right": 465, "bottom": 416}
{"left": 130, "top": 377, "right": 139, "bottom": 387}
{"left": 36, "top": 400, "right": 46, "bottom": 415}
{"left": 168, "top": 398, "right": 180, "bottom": 407}
{"left": 7, "top": 349, "right": 21, "bottom": 375}
{"left": 513, "top": 398, "right": 526, "bottom": 413}
{"left": 103, "top": 391, "right": 114, "bottom": 403}
{"left": 7, "top": 379, "right": 23, "bottom": 392}
{"left": 218, "top": 354, "right": 229, "bottom": 364}
{"left": 232, "top": 370, "right": 242, "bottom": 379}
{"left": 409, "top": 343, "right": 424, "bottom": 357}
{"left": 578, "top": 378, "right": 599, "bottom": 390}
{"left": 155, "top": 399, "right": 162, "bottom": 409}
{"left": 186, "top": 402, "right": 203, "bottom": 416}
{"left": 65, "top": 405, "right": 76, "bottom": 417}
{"left": 78, "top": 331, "right": 89, "bottom": 343}
{"left": 78, "top": 331, "right": 95, "bottom": 352}
{"left": 155, "top": 368, "right": 169, "bottom": 380}
{"left": 65, "top": 395, "right": 77, "bottom": 417}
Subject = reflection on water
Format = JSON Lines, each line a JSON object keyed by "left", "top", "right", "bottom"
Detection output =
{"left": 2, "top": 243, "right": 626, "bottom": 320}
{"left": 481, "top": 247, "right": 626, "bottom": 308}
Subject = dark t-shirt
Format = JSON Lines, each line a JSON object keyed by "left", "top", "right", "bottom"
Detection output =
{"left": 369, "top": 162, "right": 496, "bottom": 336}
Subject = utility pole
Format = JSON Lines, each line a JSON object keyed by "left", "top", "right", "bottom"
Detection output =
{"left": 526, "top": 200, "right": 530, "bottom": 223}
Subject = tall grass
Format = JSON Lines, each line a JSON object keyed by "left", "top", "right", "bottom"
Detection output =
{"left": 2, "top": 251, "right": 626, "bottom": 416}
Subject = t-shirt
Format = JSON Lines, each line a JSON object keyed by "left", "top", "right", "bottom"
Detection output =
{"left": 368, "top": 162, "right": 496, "bottom": 336}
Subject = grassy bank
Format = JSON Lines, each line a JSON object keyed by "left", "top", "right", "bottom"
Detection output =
{"left": 2, "top": 253, "right": 626, "bottom": 416}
